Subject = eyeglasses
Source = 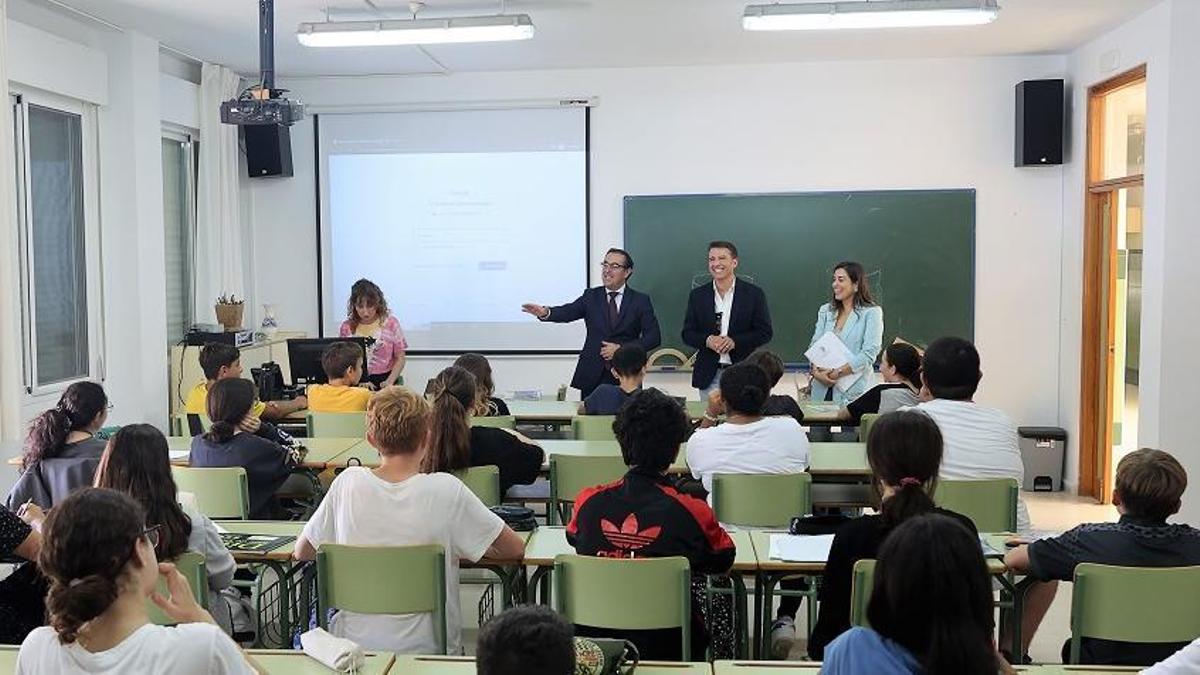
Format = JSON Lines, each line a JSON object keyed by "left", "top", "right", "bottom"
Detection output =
{"left": 599, "top": 262, "right": 629, "bottom": 271}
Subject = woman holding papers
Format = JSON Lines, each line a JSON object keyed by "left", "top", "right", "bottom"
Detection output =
{"left": 806, "top": 262, "right": 883, "bottom": 404}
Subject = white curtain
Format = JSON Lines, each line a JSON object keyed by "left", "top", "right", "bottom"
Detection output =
{"left": 0, "top": 0, "right": 25, "bottom": 440}
{"left": 195, "top": 63, "right": 245, "bottom": 317}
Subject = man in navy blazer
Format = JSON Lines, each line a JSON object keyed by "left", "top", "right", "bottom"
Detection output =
{"left": 523, "top": 248, "right": 662, "bottom": 397}
{"left": 682, "top": 241, "right": 773, "bottom": 395}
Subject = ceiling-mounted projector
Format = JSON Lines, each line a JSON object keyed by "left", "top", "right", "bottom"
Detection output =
{"left": 221, "top": 0, "right": 305, "bottom": 126}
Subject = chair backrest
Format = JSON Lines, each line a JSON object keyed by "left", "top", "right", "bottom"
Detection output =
{"left": 147, "top": 551, "right": 207, "bottom": 625}
{"left": 858, "top": 413, "right": 880, "bottom": 443}
{"left": 549, "top": 455, "right": 628, "bottom": 525}
{"left": 171, "top": 466, "right": 250, "bottom": 520}
{"left": 850, "top": 558, "right": 876, "bottom": 628}
{"left": 471, "top": 415, "right": 516, "bottom": 430}
{"left": 306, "top": 412, "right": 366, "bottom": 438}
{"left": 554, "top": 554, "right": 691, "bottom": 659}
{"left": 710, "top": 473, "right": 813, "bottom": 527}
{"left": 572, "top": 415, "right": 617, "bottom": 441}
{"left": 452, "top": 465, "right": 501, "bottom": 507}
{"left": 171, "top": 414, "right": 212, "bottom": 437}
{"left": 1069, "top": 563, "right": 1200, "bottom": 664}
{"left": 933, "top": 478, "right": 1019, "bottom": 533}
{"left": 317, "top": 544, "right": 448, "bottom": 654}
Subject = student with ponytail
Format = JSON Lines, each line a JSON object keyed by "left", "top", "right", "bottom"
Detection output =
{"left": 422, "top": 366, "right": 543, "bottom": 495}
{"left": 15, "top": 488, "right": 255, "bottom": 674}
{"left": 6, "top": 381, "right": 110, "bottom": 509}
{"left": 189, "top": 378, "right": 298, "bottom": 519}
{"left": 807, "top": 410, "right": 977, "bottom": 660}
{"left": 822, "top": 513, "right": 1004, "bottom": 675}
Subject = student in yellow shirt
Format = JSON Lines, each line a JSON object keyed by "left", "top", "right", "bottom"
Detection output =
{"left": 307, "top": 342, "right": 373, "bottom": 413}
{"left": 184, "top": 343, "right": 307, "bottom": 421}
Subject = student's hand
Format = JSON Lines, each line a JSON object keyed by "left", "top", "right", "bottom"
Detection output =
{"left": 599, "top": 341, "right": 619, "bottom": 360}
{"left": 151, "top": 563, "right": 215, "bottom": 625}
{"left": 294, "top": 395, "right": 308, "bottom": 409}
{"left": 521, "top": 303, "right": 549, "bottom": 319}
{"left": 17, "top": 502, "right": 45, "bottom": 531}
{"left": 358, "top": 382, "right": 377, "bottom": 391}
{"left": 238, "top": 415, "right": 262, "bottom": 434}
{"left": 918, "top": 384, "right": 933, "bottom": 402}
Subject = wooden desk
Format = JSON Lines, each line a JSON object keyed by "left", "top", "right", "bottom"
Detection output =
{"left": 715, "top": 662, "right": 821, "bottom": 673}
{"left": 246, "top": 650, "right": 393, "bottom": 674}
{"left": 395, "top": 655, "right": 710, "bottom": 674}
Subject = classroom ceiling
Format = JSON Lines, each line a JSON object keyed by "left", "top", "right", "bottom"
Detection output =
{"left": 37, "top": 0, "right": 1161, "bottom": 77}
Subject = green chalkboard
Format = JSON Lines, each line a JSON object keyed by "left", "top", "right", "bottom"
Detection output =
{"left": 623, "top": 190, "right": 974, "bottom": 364}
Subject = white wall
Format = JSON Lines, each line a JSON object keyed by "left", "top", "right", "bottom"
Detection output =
{"left": 253, "top": 56, "right": 1068, "bottom": 412}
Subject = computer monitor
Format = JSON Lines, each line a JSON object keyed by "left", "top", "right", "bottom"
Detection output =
{"left": 287, "top": 337, "right": 370, "bottom": 387}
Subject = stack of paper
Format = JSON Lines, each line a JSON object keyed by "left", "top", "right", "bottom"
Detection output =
{"left": 168, "top": 450, "right": 190, "bottom": 462}
{"left": 769, "top": 534, "right": 835, "bottom": 562}
{"left": 805, "top": 332, "right": 863, "bottom": 393}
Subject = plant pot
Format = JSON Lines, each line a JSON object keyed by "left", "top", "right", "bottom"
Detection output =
{"left": 214, "top": 304, "right": 244, "bottom": 332}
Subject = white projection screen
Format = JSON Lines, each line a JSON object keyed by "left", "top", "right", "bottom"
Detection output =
{"left": 316, "top": 107, "right": 588, "bottom": 353}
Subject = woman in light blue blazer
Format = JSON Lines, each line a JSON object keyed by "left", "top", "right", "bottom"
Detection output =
{"left": 807, "top": 261, "right": 884, "bottom": 405}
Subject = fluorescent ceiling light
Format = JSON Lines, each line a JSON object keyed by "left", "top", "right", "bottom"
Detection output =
{"left": 297, "top": 14, "right": 534, "bottom": 47}
{"left": 743, "top": 0, "right": 1000, "bottom": 31}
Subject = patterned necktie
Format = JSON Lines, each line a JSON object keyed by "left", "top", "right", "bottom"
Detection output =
{"left": 608, "top": 291, "right": 620, "bottom": 327}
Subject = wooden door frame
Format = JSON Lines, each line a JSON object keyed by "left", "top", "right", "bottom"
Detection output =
{"left": 1078, "top": 65, "right": 1146, "bottom": 501}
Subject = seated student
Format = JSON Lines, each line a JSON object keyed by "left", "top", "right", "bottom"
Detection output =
{"left": 1004, "top": 448, "right": 1200, "bottom": 666}
{"left": 744, "top": 349, "right": 804, "bottom": 424}
{"left": 184, "top": 343, "right": 307, "bottom": 422}
{"left": 189, "top": 379, "right": 300, "bottom": 519}
{"left": 306, "top": 341, "right": 373, "bottom": 413}
{"left": 822, "top": 513, "right": 1003, "bottom": 675}
{"left": 568, "top": 388, "right": 736, "bottom": 661}
{"left": 422, "top": 366, "right": 543, "bottom": 495}
{"left": 842, "top": 342, "right": 922, "bottom": 423}
{"left": 6, "top": 381, "right": 110, "bottom": 509}
{"left": 94, "top": 424, "right": 248, "bottom": 636}
{"left": 295, "top": 387, "right": 526, "bottom": 655}
{"left": 0, "top": 503, "right": 47, "bottom": 646}
{"left": 477, "top": 606, "right": 575, "bottom": 675}
{"left": 580, "top": 343, "right": 646, "bottom": 415}
{"left": 686, "top": 361, "right": 809, "bottom": 494}
{"left": 453, "top": 353, "right": 510, "bottom": 416}
{"left": 805, "top": 410, "right": 978, "bottom": 660}
{"left": 1146, "top": 637, "right": 1200, "bottom": 674}
{"left": 16, "top": 488, "right": 256, "bottom": 674}
{"left": 906, "top": 336, "right": 1031, "bottom": 533}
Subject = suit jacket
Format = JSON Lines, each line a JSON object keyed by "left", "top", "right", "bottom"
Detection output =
{"left": 544, "top": 286, "right": 662, "bottom": 392}
{"left": 682, "top": 279, "right": 773, "bottom": 389}
{"left": 807, "top": 303, "right": 884, "bottom": 404}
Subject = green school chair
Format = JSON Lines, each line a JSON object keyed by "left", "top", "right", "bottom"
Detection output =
{"left": 452, "top": 465, "right": 501, "bottom": 507}
{"left": 572, "top": 415, "right": 617, "bottom": 441}
{"left": 317, "top": 544, "right": 448, "bottom": 655}
{"left": 548, "top": 455, "right": 628, "bottom": 525}
{"left": 172, "top": 466, "right": 250, "bottom": 520}
{"left": 858, "top": 413, "right": 880, "bottom": 443}
{"left": 471, "top": 415, "right": 516, "bottom": 430}
{"left": 171, "top": 413, "right": 212, "bottom": 437}
{"left": 554, "top": 554, "right": 692, "bottom": 661}
{"left": 933, "top": 478, "right": 1019, "bottom": 533}
{"left": 710, "top": 473, "right": 812, "bottom": 528}
{"left": 850, "top": 558, "right": 876, "bottom": 628}
{"left": 147, "top": 551, "right": 208, "bottom": 625}
{"left": 1068, "top": 563, "right": 1200, "bottom": 664}
{"left": 305, "top": 412, "right": 367, "bottom": 438}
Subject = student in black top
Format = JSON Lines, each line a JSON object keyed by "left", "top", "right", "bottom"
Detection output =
{"left": 0, "top": 503, "right": 47, "bottom": 645}
{"left": 841, "top": 342, "right": 922, "bottom": 423}
{"left": 567, "top": 388, "right": 736, "bottom": 661}
{"left": 422, "top": 366, "right": 543, "bottom": 495}
{"left": 477, "top": 606, "right": 575, "bottom": 675}
{"left": 743, "top": 349, "right": 804, "bottom": 424}
{"left": 580, "top": 343, "right": 646, "bottom": 415}
{"left": 189, "top": 378, "right": 299, "bottom": 519}
{"left": 6, "top": 381, "right": 110, "bottom": 509}
{"left": 806, "top": 409, "right": 977, "bottom": 660}
{"left": 1005, "top": 448, "right": 1200, "bottom": 666}
{"left": 453, "top": 353, "right": 511, "bottom": 417}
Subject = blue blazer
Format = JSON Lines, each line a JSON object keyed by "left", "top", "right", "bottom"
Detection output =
{"left": 544, "top": 286, "right": 661, "bottom": 392}
{"left": 682, "top": 279, "right": 773, "bottom": 389}
{"left": 808, "top": 303, "right": 883, "bottom": 404}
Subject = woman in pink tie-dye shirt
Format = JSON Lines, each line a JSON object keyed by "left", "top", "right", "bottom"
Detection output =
{"left": 339, "top": 279, "right": 407, "bottom": 389}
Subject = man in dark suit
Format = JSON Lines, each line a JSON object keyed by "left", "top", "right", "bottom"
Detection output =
{"left": 522, "top": 248, "right": 662, "bottom": 397}
{"left": 682, "top": 241, "right": 773, "bottom": 397}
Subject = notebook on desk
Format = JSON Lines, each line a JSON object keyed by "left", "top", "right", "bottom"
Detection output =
{"left": 219, "top": 533, "right": 295, "bottom": 553}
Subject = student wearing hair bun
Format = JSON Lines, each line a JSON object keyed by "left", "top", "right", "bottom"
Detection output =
{"left": 841, "top": 342, "right": 923, "bottom": 423}
{"left": 6, "top": 381, "right": 110, "bottom": 509}
{"left": 15, "top": 488, "right": 256, "bottom": 674}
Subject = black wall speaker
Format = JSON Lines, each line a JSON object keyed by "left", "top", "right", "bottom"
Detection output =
{"left": 1015, "top": 79, "right": 1064, "bottom": 167}
{"left": 243, "top": 124, "right": 294, "bottom": 178}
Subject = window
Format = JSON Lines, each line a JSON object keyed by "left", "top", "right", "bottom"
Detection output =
{"left": 11, "top": 91, "right": 100, "bottom": 392}
{"left": 162, "top": 129, "right": 197, "bottom": 344}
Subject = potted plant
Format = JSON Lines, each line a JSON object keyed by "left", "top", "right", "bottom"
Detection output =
{"left": 214, "top": 294, "right": 245, "bottom": 332}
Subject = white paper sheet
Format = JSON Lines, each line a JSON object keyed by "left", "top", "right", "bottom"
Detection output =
{"left": 768, "top": 534, "right": 835, "bottom": 562}
{"left": 805, "top": 332, "right": 852, "bottom": 370}
{"left": 168, "top": 450, "right": 190, "bottom": 462}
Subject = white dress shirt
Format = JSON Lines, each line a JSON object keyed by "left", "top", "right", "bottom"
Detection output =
{"left": 713, "top": 279, "right": 736, "bottom": 365}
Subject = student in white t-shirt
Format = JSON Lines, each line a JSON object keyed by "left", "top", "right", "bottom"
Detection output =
{"left": 294, "top": 386, "right": 526, "bottom": 655}
{"left": 17, "top": 488, "right": 255, "bottom": 675}
{"left": 905, "top": 336, "right": 1031, "bottom": 534}
{"left": 687, "top": 361, "right": 810, "bottom": 494}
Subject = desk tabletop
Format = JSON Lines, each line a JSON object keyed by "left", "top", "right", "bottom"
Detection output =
{"left": 523, "top": 526, "right": 757, "bottom": 573}
{"left": 1014, "top": 668, "right": 1142, "bottom": 674}
{"left": 395, "top": 655, "right": 710, "bottom": 674}
{"left": 714, "top": 662, "right": 821, "bottom": 673}
{"left": 0, "top": 645, "right": 15, "bottom": 670}
{"left": 799, "top": 401, "right": 844, "bottom": 423}
{"left": 246, "top": 650, "right": 394, "bottom": 674}
{"left": 807, "top": 442, "right": 869, "bottom": 476}
{"left": 167, "top": 436, "right": 365, "bottom": 470}
{"left": 751, "top": 529, "right": 1011, "bottom": 575}
{"left": 505, "top": 400, "right": 580, "bottom": 420}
